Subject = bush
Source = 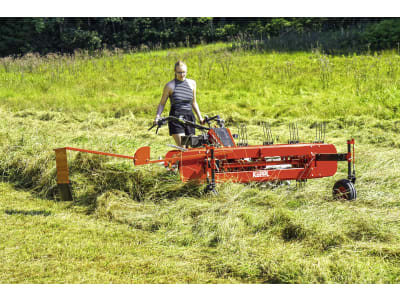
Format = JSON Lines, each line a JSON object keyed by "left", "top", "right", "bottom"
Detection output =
{"left": 363, "top": 19, "right": 400, "bottom": 50}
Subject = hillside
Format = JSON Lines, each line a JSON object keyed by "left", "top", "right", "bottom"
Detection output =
{"left": 1, "top": 44, "right": 400, "bottom": 283}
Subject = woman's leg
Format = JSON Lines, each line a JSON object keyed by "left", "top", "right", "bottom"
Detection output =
{"left": 172, "top": 133, "right": 185, "bottom": 147}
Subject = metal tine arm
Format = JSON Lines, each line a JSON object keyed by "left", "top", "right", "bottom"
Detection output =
{"left": 288, "top": 122, "right": 299, "bottom": 144}
{"left": 262, "top": 122, "right": 274, "bottom": 145}
{"left": 237, "top": 123, "right": 248, "bottom": 146}
{"left": 314, "top": 122, "right": 326, "bottom": 143}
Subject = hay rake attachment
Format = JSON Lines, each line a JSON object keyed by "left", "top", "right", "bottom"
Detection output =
{"left": 54, "top": 115, "right": 356, "bottom": 201}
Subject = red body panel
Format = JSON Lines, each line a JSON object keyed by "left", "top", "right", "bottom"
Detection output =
{"left": 134, "top": 146, "right": 150, "bottom": 165}
{"left": 163, "top": 143, "right": 338, "bottom": 183}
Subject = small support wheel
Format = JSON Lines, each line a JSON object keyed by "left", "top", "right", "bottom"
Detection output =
{"left": 333, "top": 179, "right": 357, "bottom": 200}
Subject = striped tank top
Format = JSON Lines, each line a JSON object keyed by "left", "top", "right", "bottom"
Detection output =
{"left": 170, "top": 79, "right": 193, "bottom": 114}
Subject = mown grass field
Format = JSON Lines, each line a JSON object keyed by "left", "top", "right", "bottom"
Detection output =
{"left": 1, "top": 43, "right": 400, "bottom": 283}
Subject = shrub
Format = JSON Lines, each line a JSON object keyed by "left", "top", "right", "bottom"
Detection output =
{"left": 363, "top": 19, "right": 400, "bottom": 50}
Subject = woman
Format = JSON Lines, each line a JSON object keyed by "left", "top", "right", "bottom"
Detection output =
{"left": 154, "top": 61, "right": 204, "bottom": 147}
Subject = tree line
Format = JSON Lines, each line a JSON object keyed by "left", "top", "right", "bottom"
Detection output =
{"left": 0, "top": 17, "right": 398, "bottom": 57}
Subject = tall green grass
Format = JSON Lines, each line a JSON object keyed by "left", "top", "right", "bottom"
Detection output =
{"left": 1, "top": 44, "right": 400, "bottom": 283}
{"left": 1, "top": 43, "right": 400, "bottom": 119}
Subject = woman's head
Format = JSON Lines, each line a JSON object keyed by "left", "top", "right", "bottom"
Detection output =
{"left": 174, "top": 60, "right": 187, "bottom": 81}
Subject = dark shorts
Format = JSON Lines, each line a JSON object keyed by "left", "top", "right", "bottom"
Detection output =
{"left": 168, "top": 112, "right": 196, "bottom": 136}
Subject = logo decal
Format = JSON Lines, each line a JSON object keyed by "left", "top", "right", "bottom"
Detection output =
{"left": 253, "top": 170, "right": 269, "bottom": 178}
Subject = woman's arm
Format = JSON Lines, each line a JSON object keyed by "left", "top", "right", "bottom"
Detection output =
{"left": 191, "top": 80, "right": 204, "bottom": 124}
{"left": 154, "top": 83, "right": 171, "bottom": 123}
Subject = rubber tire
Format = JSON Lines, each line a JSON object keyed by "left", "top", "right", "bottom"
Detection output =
{"left": 333, "top": 179, "right": 357, "bottom": 200}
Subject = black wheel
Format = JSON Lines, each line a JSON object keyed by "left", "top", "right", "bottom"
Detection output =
{"left": 333, "top": 179, "right": 357, "bottom": 200}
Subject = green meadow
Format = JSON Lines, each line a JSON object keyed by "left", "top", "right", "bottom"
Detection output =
{"left": 1, "top": 43, "right": 400, "bottom": 283}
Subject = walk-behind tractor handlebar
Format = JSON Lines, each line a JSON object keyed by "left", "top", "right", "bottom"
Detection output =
{"left": 54, "top": 115, "right": 357, "bottom": 201}
{"left": 148, "top": 115, "right": 225, "bottom": 134}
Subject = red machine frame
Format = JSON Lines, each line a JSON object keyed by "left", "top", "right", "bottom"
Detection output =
{"left": 54, "top": 116, "right": 356, "bottom": 201}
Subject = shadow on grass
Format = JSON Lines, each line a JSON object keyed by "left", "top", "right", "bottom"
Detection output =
{"left": 68, "top": 167, "right": 205, "bottom": 214}
{"left": 1, "top": 151, "right": 205, "bottom": 214}
{"left": 4, "top": 209, "right": 51, "bottom": 216}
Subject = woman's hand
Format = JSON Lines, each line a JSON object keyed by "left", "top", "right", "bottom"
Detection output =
{"left": 154, "top": 116, "right": 161, "bottom": 125}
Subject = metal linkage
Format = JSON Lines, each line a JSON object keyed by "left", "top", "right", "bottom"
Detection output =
{"left": 237, "top": 124, "right": 248, "bottom": 146}
{"left": 167, "top": 144, "right": 188, "bottom": 152}
{"left": 262, "top": 122, "right": 274, "bottom": 145}
{"left": 204, "top": 146, "right": 217, "bottom": 194}
{"left": 314, "top": 122, "right": 326, "bottom": 143}
{"left": 288, "top": 122, "right": 299, "bottom": 144}
{"left": 348, "top": 139, "right": 356, "bottom": 183}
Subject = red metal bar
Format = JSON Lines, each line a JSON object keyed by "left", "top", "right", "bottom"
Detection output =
{"left": 220, "top": 159, "right": 303, "bottom": 169}
{"left": 62, "top": 147, "right": 136, "bottom": 160}
{"left": 214, "top": 167, "right": 322, "bottom": 183}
